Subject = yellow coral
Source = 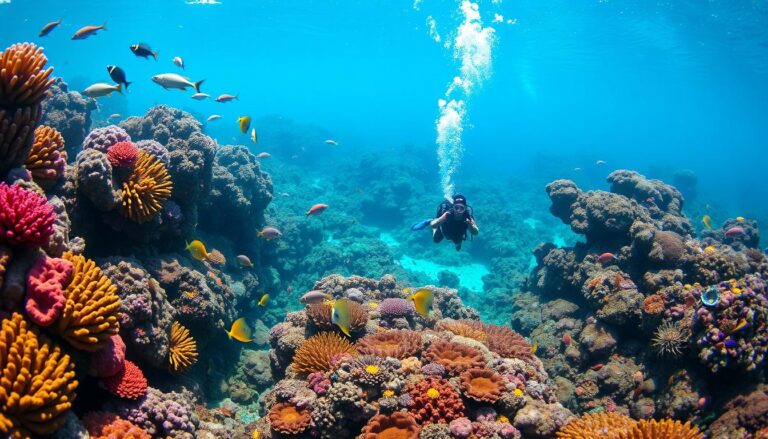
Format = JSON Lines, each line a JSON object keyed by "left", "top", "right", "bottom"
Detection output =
{"left": 557, "top": 412, "right": 637, "bottom": 439}
{"left": 0, "top": 313, "right": 78, "bottom": 439}
{"left": 55, "top": 252, "right": 121, "bottom": 351}
{"left": 168, "top": 321, "right": 198, "bottom": 372}
{"left": 121, "top": 151, "right": 173, "bottom": 223}
{"left": 365, "top": 364, "right": 380, "bottom": 375}
{"left": 24, "top": 125, "right": 66, "bottom": 182}
{"left": 426, "top": 388, "right": 440, "bottom": 399}
{"left": 291, "top": 332, "right": 357, "bottom": 374}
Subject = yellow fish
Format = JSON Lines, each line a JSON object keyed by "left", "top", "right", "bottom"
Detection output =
{"left": 252, "top": 431, "right": 260, "bottom": 439}
{"left": 258, "top": 294, "right": 269, "bottom": 307}
{"left": 702, "top": 215, "right": 712, "bottom": 229}
{"left": 704, "top": 245, "right": 715, "bottom": 253}
{"left": 331, "top": 299, "right": 353, "bottom": 337}
{"left": 185, "top": 240, "right": 209, "bottom": 261}
{"left": 250, "top": 127, "right": 258, "bottom": 143}
{"left": 224, "top": 317, "right": 253, "bottom": 342}
{"left": 183, "top": 290, "right": 197, "bottom": 298}
{"left": 736, "top": 216, "right": 745, "bottom": 222}
{"left": 531, "top": 340, "right": 538, "bottom": 354}
{"left": 410, "top": 288, "right": 434, "bottom": 318}
{"left": 238, "top": 115, "right": 251, "bottom": 133}
{"left": 403, "top": 287, "right": 411, "bottom": 294}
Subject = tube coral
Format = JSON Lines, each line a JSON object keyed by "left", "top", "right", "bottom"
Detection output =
{"left": 0, "top": 183, "right": 56, "bottom": 248}
{"left": 267, "top": 402, "right": 311, "bottom": 434}
{"left": 168, "top": 321, "right": 198, "bottom": 372}
{"left": 0, "top": 313, "right": 78, "bottom": 438}
{"left": 24, "top": 125, "right": 66, "bottom": 184}
{"left": 55, "top": 252, "right": 121, "bottom": 351}
{"left": 121, "top": 150, "right": 173, "bottom": 223}
{"left": 292, "top": 332, "right": 357, "bottom": 374}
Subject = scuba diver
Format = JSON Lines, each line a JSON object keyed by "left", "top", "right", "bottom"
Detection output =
{"left": 430, "top": 194, "right": 478, "bottom": 251}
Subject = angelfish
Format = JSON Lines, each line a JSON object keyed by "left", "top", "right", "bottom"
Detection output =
{"left": 224, "top": 317, "right": 254, "bottom": 342}
{"left": 237, "top": 116, "right": 251, "bottom": 133}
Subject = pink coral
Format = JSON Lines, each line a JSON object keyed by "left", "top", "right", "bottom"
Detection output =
{"left": 0, "top": 183, "right": 55, "bottom": 248}
{"left": 101, "top": 360, "right": 148, "bottom": 399}
{"left": 24, "top": 255, "right": 72, "bottom": 326}
{"left": 108, "top": 141, "right": 139, "bottom": 169}
{"left": 90, "top": 334, "right": 127, "bottom": 378}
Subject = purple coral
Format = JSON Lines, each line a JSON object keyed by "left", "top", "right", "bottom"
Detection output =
{"left": 110, "top": 387, "right": 196, "bottom": 436}
{"left": 136, "top": 139, "right": 170, "bottom": 166}
{"left": 380, "top": 297, "right": 414, "bottom": 318}
{"left": 450, "top": 417, "right": 473, "bottom": 438}
{"left": 308, "top": 372, "right": 331, "bottom": 396}
{"left": 83, "top": 125, "right": 131, "bottom": 153}
{"left": 421, "top": 362, "right": 446, "bottom": 376}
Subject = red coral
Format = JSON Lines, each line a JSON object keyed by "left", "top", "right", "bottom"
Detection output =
{"left": 406, "top": 377, "right": 465, "bottom": 424}
{"left": 82, "top": 411, "right": 151, "bottom": 439}
{"left": 24, "top": 255, "right": 72, "bottom": 326}
{"left": 0, "top": 183, "right": 55, "bottom": 248}
{"left": 101, "top": 360, "right": 148, "bottom": 399}
{"left": 90, "top": 334, "right": 126, "bottom": 378}
{"left": 107, "top": 141, "right": 139, "bottom": 170}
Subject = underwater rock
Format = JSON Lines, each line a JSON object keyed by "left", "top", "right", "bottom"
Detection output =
{"left": 41, "top": 78, "right": 97, "bottom": 157}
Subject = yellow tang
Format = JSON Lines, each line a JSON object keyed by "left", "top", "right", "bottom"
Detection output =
{"left": 331, "top": 298, "right": 353, "bottom": 337}
{"left": 185, "top": 240, "right": 209, "bottom": 261}
{"left": 410, "top": 288, "right": 434, "bottom": 318}
{"left": 736, "top": 216, "right": 745, "bottom": 222}
{"left": 225, "top": 317, "right": 253, "bottom": 342}
{"left": 702, "top": 214, "right": 712, "bottom": 229}
{"left": 258, "top": 294, "right": 269, "bottom": 307}
{"left": 238, "top": 115, "right": 251, "bottom": 133}
{"left": 403, "top": 287, "right": 411, "bottom": 294}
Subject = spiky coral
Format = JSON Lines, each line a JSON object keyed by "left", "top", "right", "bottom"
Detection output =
{"left": 0, "top": 313, "right": 78, "bottom": 439}
{"left": 0, "top": 183, "right": 55, "bottom": 248}
{"left": 652, "top": 320, "right": 689, "bottom": 357}
{"left": 292, "top": 332, "right": 357, "bottom": 374}
{"left": 459, "top": 368, "right": 505, "bottom": 403}
{"left": 406, "top": 377, "right": 465, "bottom": 424}
{"left": 424, "top": 340, "right": 485, "bottom": 375}
{"left": 349, "top": 355, "right": 391, "bottom": 387}
{"left": 556, "top": 412, "right": 637, "bottom": 438}
{"left": 267, "top": 402, "right": 311, "bottom": 434}
{"left": 55, "top": 252, "right": 121, "bottom": 351}
{"left": 168, "top": 321, "right": 198, "bottom": 372}
{"left": 307, "top": 300, "right": 368, "bottom": 333}
{"left": 357, "top": 330, "right": 422, "bottom": 359}
{"left": 101, "top": 360, "right": 148, "bottom": 400}
{"left": 359, "top": 412, "right": 421, "bottom": 439}
{"left": 107, "top": 141, "right": 139, "bottom": 170}
{"left": 618, "top": 419, "right": 702, "bottom": 439}
{"left": 24, "top": 125, "right": 66, "bottom": 183}
{"left": 121, "top": 150, "right": 173, "bottom": 223}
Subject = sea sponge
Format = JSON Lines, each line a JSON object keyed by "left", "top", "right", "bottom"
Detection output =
{"left": 107, "top": 141, "right": 139, "bottom": 170}
{"left": 82, "top": 125, "right": 131, "bottom": 153}
{"left": 459, "top": 368, "right": 505, "bottom": 403}
{"left": 24, "top": 255, "right": 73, "bottom": 327}
{"left": 0, "top": 313, "right": 78, "bottom": 438}
{"left": 406, "top": 377, "right": 465, "bottom": 424}
{"left": 24, "top": 125, "right": 66, "bottom": 184}
{"left": 424, "top": 340, "right": 485, "bottom": 374}
{"left": 121, "top": 150, "right": 173, "bottom": 223}
{"left": 136, "top": 139, "right": 169, "bottom": 166}
{"left": 82, "top": 411, "right": 151, "bottom": 439}
{"left": 359, "top": 412, "right": 421, "bottom": 439}
{"left": 168, "top": 321, "right": 198, "bottom": 372}
{"left": 618, "top": 419, "right": 702, "bottom": 439}
{"left": 267, "top": 402, "right": 311, "bottom": 434}
{"left": 0, "top": 43, "right": 54, "bottom": 108}
{"left": 0, "top": 182, "right": 56, "bottom": 248}
{"left": 206, "top": 249, "right": 226, "bottom": 266}
{"left": 101, "top": 360, "right": 148, "bottom": 400}
{"left": 75, "top": 148, "right": 120, "bottom": 211}
{"left": 292, "top": 332, "right": 357, "bottom": 374}
{"left": 556, "top": 412, "right": 636, "bottom": 438}
{"left": 357, "top": 330, "right": 422, "bottom": 359}
{"left": 436, "top": 319, "right": 488, "bottom": 344}
{"left": 55, "top": 252, "right": 121, "bottom": 351}
{"left": 307, "top": 300, "right": 368, "bottom": 333}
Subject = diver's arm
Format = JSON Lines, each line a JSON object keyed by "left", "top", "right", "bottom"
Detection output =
{"left": 430, "top": 211, "right": 450, "bottom": 227}
{"left": 468, "top": 217, "right": 479, "bottom": 234}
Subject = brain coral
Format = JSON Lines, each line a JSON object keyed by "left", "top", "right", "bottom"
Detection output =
{"left": 357, "top": 330, "right": 422, "bottom": 359}
{"left": 0, "top": 313, "right": 78, "bottom": 438}
{"left": 359, "top": 412, "right": 421, "bottom": 439}
{"left": 459, "top": 368, "right": 505, "bottom": 403}
{"left": 0, "top": 182, "right": 55, "bottom": 248}
{"left": 268, "top": 402, "right": 312, "bottom": 434}
{"left": 121, "top": 150, "right": 173, "bottom": 223}
{"left": 292, "top": 332, "right": 357, "bottom": 374}
{"left": 424, "top": 340, "right": 485, "bottom": 374}
{"left": 55, "top": 252, "right": 121, "bottom": 351}
{"left": 557, "top": 412, "right": 637, "bottom": 438}
{"left": 168, "top": 321, "right": 198, "bottom": 372}
{"left": 25, "top": 125, "right": 67, "bottom": 184}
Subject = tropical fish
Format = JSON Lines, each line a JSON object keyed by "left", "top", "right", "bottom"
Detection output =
{"left": 736, "top": 216, "right": 745, "bottom": 222}
{"left": 410, "top": 288, "right": 434, "bottom": 318}
{"left": 324, "top": 139, "right": 338, "bottom": 146}
{"left": 300, "top": 290, "right": 332, "bottom": 304}
{"left": 183, "top": 290, "right": 197, "bottom": 298}
{"left": 236, "top": 255, "right": 254, "bottom": 268}
{"left": 39, "top": 19, "right": 62, "bottom": 37}
{"left": 331, "top": 299, "right": 353, "bottom": 337}
{"left": 224, "top": 317, "right": 253, "bottom": 342}
{"left": 403, "top": 287, "right": 411, "bottom": 294}
{"left": 215, "top": 94, "right": 238, "bottom": 103}
{"left": 106, "top": 65, "right": 132, "bottom": 90}
{"left": 130, "top": 43, "right": 158, "bottom": 60}
{"left": 252, "top": 430, "right": 260, "bottom": 439}
{"left": 701, "top": 286, "right": 721, "bottom": 307}
{"left": 702, "top": 215, "right": 712, "bottom": 229}
{"left": 595, "top": 160, "right": 606, "bottom": 166}
{"left": 257, "top": 227, "right": 282, "bottom": 240}
{"left": 238, "top": 116, "right": 251, "bottom": 133}
{"left": 185, "top": 240, "right": 210, "bottom": 261}
{"left": 108, "top": 113, "right": 121, "bottom": 120}
{"left": 191, "top": 93, "right": 210, "bottom": 100}
{"left": 596, "top": 252, "right": 615, "bottom": 264}
{"left": 530, "top": 340, "right": 538, "bottom": 354}
{"left": 207, "top": 114, "right": 222, "bottom": 122}
{"left": 72, "top": 23, "right": 106, "bottom": 40}
{"left": 704, "top": 246, "right": 716, "bottom": 253}
{"left": 732, "top": 319, "right": 749, "bottom": 333}
{"left": 725, "top": 227, "right": 745, "bottom": 237}
{"left": 255, "top": 152, "right": 271, "bottom": 159}
{"left": 573, "top": 167, "right": 582, "bottom": 171}
{"left": 306, "top": 203, "right": 328, "bottom": 217}
{"left": 251, "top": 128, "right": 258, "bottom": 143}
{"left": 83, "top": 83, "right": 122, "bottom": 98}
{"left": 172, "top": 56, "right": 185, "bottom": 69}
{"left": 258, "top": 294, "right": 269, "bottom": 307}
{"left": 410, "top": 218, "right": 432, "bottom": 231}
{"left": 152, "top": 73, "right": 204, "bottom": 92}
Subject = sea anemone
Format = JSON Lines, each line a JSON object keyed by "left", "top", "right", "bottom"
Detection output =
{"left": 480, "top": 322, "right": 533, "bottom": 359}
{"left": 292, "top": 332, "right": 357, "bottom": 374}
{"left": 556, "top": 412, "right": 637, "bottom": 438}
{"left": 267, "top": 402, "right": 311, "bottom": 435}
{"left": 424, "top": 340, "right": 485, "bottom": 374}
{"left": 357, "top": 330, "right": 422, "bottom": 359}
{"left": 168, "top": 321, "right": 198, "bottom": 373}
{"left": 107, "top": 141, "right": 139, "bottom": 170}
{"left": 359, "top": 412, "right": 421, "bottom": 439}
{"left": 121, "top": 150, "right": 173, "bottom": 223}
{"left": 651, "top": 320, "right": 690, "bottom": 357}
{"left": 349, "top": 355, "right": 391, "bottom": 387}
{"left": 307, "top": 300, "right": 368, "bottom": 334}
{"left": 458, "top": 368, "right": 505, "bottom": 403}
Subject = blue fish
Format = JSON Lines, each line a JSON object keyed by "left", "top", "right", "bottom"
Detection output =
{"left": 724, "top": 338, "right": 737, "bottom": 349}
{"left": 410, "top": 218, "right": 432, "bottom": 231}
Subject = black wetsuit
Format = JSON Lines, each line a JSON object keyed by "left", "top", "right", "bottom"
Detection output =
{"left": 433, "top": 201, "right": 474, "bottom": 245}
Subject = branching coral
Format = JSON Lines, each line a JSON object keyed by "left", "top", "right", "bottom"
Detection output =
{"left": 556, "top": 412, "right": 637, "bottom": 438}
{"left": 618, "top": 419, "right": 702, "bottom": 439}
{"left": 292, "top": 332, "right": 357, "bottom": 374}
{"left": 652, "top": 320, "right": 690, "bottom": 357}
{"left": 121, "top": 150, "right": 173, "bottom": 223}
{"left": 24, "top": 125, "right": 66, "bottom": 184}
{"left": 307, "top": 300, "right": 368, "bottom": 333}
{"left": 359, "top": 412, "right": 421, "bottom": 439}
{"left": 459, "top": 368, "right": 505, "bottom": 403}
{"left": 0, "top": 313, "right": 78, "bottom": 439}
{"left": 168, "top": 321, "right": 198, "bottom": 372}
{"left": 424, "top": 340, "right": 485, "bottom": 375}
{"left": 406, "top": 377, "right": 465, "bottom": 424}
{"left": 0, "top": 183, "right": 55, "bottom": 248}
{"left": 267, "top": 402, "right": 311, "bottom": 434}
{"left": 55, "top": 252, "right": 121, "bottom": 351}
{"left": 357, "top": 330, "right": 422, "bottom": 359}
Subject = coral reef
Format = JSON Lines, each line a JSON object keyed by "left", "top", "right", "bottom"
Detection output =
{"left": 83, "top": 125, "right": 131, "bottom": 154}
{"left": 24, "top": 125, "right": 67, "bottom": 186}
{"left": 101, "top": 359, "right": 148, "bottom": 400}
{"left": 0, "top": 182, "right": 55, "bottom": 248}
{"left": 120, "top": 150, "right": 173, "bottom": 223}
{"left": 40, "top": 78, "right": 96, "bottom": 156}
{"left": 168, "top": 321, "right": 199, "bottom": 372}
{"left": 82, "top": 411, "right": 151, "bottom": 439}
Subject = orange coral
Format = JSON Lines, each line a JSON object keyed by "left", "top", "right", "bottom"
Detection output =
{"left": 0, "top": 43, "right": 55, "bottom": 108}
{"left": 168, "top": 321, "right": 198, "bottom": 372}
{"left": 424, "top": 340, "right": 485, "bottom": 374}
{"left": 436, "top": 320, "right": 488, "bottom": 344}
{"left": 307, "top": 300, "right": 368, "bottom": 333}
{"left": 55, "top": 252, "right": 121, "bottom": 351}
{"left": 206, "top": 249, "right": 226, "bottom": 266}
{"left": 121, "top": 151, "right": 173, "bottom": 223}
{"left": 643, "top": 294, "right": 665, "bottom": 316}
{"left": 0, "top": 313, "right": 78, "bottom": 439}
{"left": 477, "top": 321, "right": 533, "bottom": 360}
{"left": 618, "top": 419, "right": 702, "bottom": 439}
{"left": 267, "top": 402, "right": 311, "bottom": 434}
{"left": 459, "top": 368, "right": 505, "bottom": 403}
{"left": 24, "top": 125, "right": 66, "bottom": 183}
{"left": 292, "top": 332, "right": 357, "bottom": 374}
{"left": 556, "top": 412, "right": 636, "bottom": 439}
{"left": 357, "top": 330, "right": 422, "bottom": 359}
{"left": 359, "top": 412, "right": 421, "bottom": 439}
{"left": 82, "top": 411, "right": 150, "bottom": 439}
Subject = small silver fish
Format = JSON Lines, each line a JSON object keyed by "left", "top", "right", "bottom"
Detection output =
{"left": 108, "top": 113, "right": 121, "bottom": 120}
{"left": 256, "top": 152, "right": 271, "bottom": 159}
{"left": 152, "top": 73, "right": 204, "bottom": 92}
{"left": 324, "top": 139, "right": 338, "bottom": 146}
{"left": 172, "top": 56, "right": 185, "bottom": 69}
{"left": 83, "top": 83, "right": 122, "bottom": 98}
{"left": 236, "top": 255, "right": 253, "bottom": 268}
{"left": 207, "top": 114, "right": 222, "bottom": 122}
{"left": 215, "top": 94, "right": 238, "bottom": 103}
{"left": 191, "top": 92, "right": 210, "bottom": 100}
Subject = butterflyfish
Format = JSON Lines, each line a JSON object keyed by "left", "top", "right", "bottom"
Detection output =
{"left": 225, "top": 317, "right": 253, "bottom": 342}
{"left": 331, "top": 299, "right": 353, "bottom": 337}
{"left": 410, "top": 288, "right": 434, "bottom": 318}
